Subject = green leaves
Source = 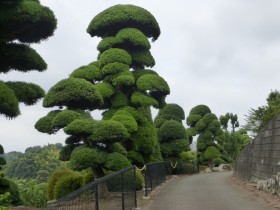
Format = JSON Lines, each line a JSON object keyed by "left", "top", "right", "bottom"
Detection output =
{"left": 0, "top": 43, "right": 47, "bottom": 73}
{"left": 70, "top": 147, "right": 105, "bottom": 170}
{"left": 99, "top": 48, "right": 132, "bottom": 68}
{"left": 6, "top": 81, "right": 45, "bottom": 105}
{"left": 0, "top": 81, "right": 20, "bottom": 118}
{"left": 89, "top": 120, "right": 129, "bottom": 143}
{"left": 87, "top": 4, "right": 160, "bottom": 40}
{"left": 43, "top": 78, "right": 103, "bottom": 110}
{"left": 0, "top": 0, "right": 57, "bottom": 43}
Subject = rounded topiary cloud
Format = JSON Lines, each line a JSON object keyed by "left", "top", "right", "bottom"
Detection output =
{"left": 87, "top": 4, "right": 160, "bottom": 41}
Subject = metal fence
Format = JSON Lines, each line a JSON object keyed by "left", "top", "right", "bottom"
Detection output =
{"left": 43, "top": 166, "right": 137, "bottom": 210}
{"left": 144, "top": 161, "right": 198, "bottom": 197}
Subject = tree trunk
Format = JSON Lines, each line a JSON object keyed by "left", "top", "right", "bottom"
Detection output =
{"left": 93, "top": 166, "right": 108, "bottom": 198}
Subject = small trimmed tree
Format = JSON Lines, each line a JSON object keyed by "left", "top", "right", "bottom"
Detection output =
{"left": 155, "top": 103, "right": 190, "bottom": 161}
{"left": 36, "top": 4, "right": 170, "bottom": 180}
{"left": 186, "top": 105, "right": 228, "bottom": 168}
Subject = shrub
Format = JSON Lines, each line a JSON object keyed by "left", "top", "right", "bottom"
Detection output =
{"left": 47, "top": 168, "right": 73, "bottom": 200}
{"left": 204, "top": 146, "right": 220, "bottom": 160}
{"left": 53, "top": 173, "right": 83, "bottom": 199}
{"left": 82, "top": 170, "right": 95, "bottom": 186}
{"left": 0, "top": 179, "right": 20, "bottom": 205}
{"left": 180, "top": 151, "right": 194, "bottom": 161}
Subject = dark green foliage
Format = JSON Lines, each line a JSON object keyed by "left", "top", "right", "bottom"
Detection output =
{"left": 130, "top": 50, "right": 155, "bottom": 69}
{"left": 5, "top": 81, "right": 45, "bottom": 105}
{"left": 47, "top": 168, "right": 73, "bottom": 200}
{"left": 99, "top": 48, "right": 132, "bottom": 68}
{"left": 110, "top": 91, "right": 129, "bottom": 107}
{"left": 97, "top": 28, "right": 150, "bottom": 53}
{"left": 189, "top": 104, "right": 211, "bottom": 117}
{"left": 0, "top": 81, "right": 20, "bottom": 118}
{"left": 95, "top": 82, "right": 114, "bottom": 99}
{"left": 132, "top": 69, "right": 158, "bottom": 80}
{"left": 82, "top": 170, "right": 95, "bottom": 186}
{"left": 156, "top": 104, "right": 189, "bottom": 161}
{"left": 180, "top": 151, "right": 195, "bottom": 161}
{"left": 104, "top": 152, "right": 132, "bottom": 171}
{"left": 194, "top": 119, "right": 207, "bottom": 132}
{"left": 0, "top": 0, "right": 57, "bottom": 43}
{"left": 187, "top": 104, "right": 226, "bottom": 165}
{"left": 0, "top": 179, "right": 21, "bottom": 205}
{"left": 70, "top": 63, "right": 103, "bottom": 82}
{"left": 64, "top": 118, "right": 96, "bottom": 136}
{"left": 37, "top": 4, "right": 168, "bottom": 177}
{"left": 112, "top": 73, "right": 135, "bottom": 86}
{"left": 102, "top": 62, "right": 129, "bottom": 75}
{"left": 35, "top": 110, "right": 61, "bottom": 134}
{"left": 69, "top": 147, "right": 105, "bottom": 171}
{"left": 116, "top": 28, "right": 151, "bottom": 50}
{"left": 0, "top": 43, "right": 46, "bottom": 73}
{"left": 0, "top": 0, "right": 56, "bottom": 118}
{"left": 89, "top": 120, "right": 129, "bottom": 143}
{"left": 186, "top": 127, "right": 197, "bottom": 137}
{"left": 137, "top": 74, "right": 169, "bottom": 94}
{"left": 14, "top": 179, "right": 48, "bottom": 207}
{"left": 127, "top": 151, "right": 145, "bottom": 165}
{"left": 213, "top": 158, "right": 225, "bottom": 167}
{"left": 108, "top": 143, "right": 127, "bottom": 156}
{"left": 51, "top": 109, "right": 89, "bottom": 131}
{"left": 53, "top": 172, "right": 83, "bottom": 199}
{"left": 131, "top": 91, "right": 158, "bottom": 107}
{"left": 43, "top": 78, "right": 103, "bottom": 110}
{"left": 186, "top": 114, "right": 201, "bottom": 126}
{"left": 159, "top": 120, "right": 186, "bottom": 142}
{"left": 0, "top": 144, "right": 4, "bottom": 154}
{"left": 87, "top": 4, "right": 160, "bottom": 40}
{"left": 111, "top": 113, "right": 138, "bottom": 133}
{"left": 204, "top": 146, "right": 220, "bottom": 160}
{"left": 157, "top": 103, "right": 185, "bottom": 120}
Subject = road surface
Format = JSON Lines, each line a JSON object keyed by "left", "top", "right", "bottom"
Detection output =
{"left": 148, "top": 172, "right": 276, "bottom": 210}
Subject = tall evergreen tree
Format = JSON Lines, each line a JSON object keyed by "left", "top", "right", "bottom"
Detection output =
{"left": 0, "top": 0, "right": 57, "bottom": 118}
{"left": 35, "top": 4, "right": 170, "bottom": 178}
{"left": 186, "top": 105, "right": 229, "bottom": 167}
{"left": 0, "top": 0, "right": 56, "bottom": 204}
{"left": 155, "top": 103, "right": 190, "bottom": 161}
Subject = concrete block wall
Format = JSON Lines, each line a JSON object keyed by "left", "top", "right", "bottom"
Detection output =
{"left": 234, "top": 115, "right": 280, "bottom": 181}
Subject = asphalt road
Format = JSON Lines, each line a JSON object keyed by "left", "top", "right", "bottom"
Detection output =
{"left": 148, "top": 172, "right": 276, "bottom": 210}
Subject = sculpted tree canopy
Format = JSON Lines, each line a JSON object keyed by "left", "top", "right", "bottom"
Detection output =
{"left": 87, "top": 4, "right": 160, "bottom": 41}
{"left": 155, "top": 104, "right": 190, "bottom": 161}
{"left": 186, "top": 105, "right": 230, "bottom": 167}
{"left": 0, "top": 0, "right": 57, "bottom": 118}
{"left": 36, "top": 4, "right": 170, "bottom": 179}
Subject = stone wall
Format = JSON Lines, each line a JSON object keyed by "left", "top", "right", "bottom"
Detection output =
{"left": 234, "top": 115, "right": 280, "bottom": 181}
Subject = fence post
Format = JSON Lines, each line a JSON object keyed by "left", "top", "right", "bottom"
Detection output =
{"left": 134, "top": 166, "right": 137, "bottom": 208}
{"left": 121, "top": 172, "right": 125, "bottom": 210}
{"left": 95, "top": 183, "right": 99, "bottom": 210}
{"left": 144, "top": 166, "right": 147, "bottom": 197}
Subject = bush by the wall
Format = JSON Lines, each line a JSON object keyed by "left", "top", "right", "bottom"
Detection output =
{"left": 53, "top": 172, "right": 83, "bottom": 199}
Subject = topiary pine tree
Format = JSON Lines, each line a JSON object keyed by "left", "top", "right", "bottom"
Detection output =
{"left": 0, "top": 0, "right": 57, "bottom": 118}
{"left": 186, "top": 105, "right": 229, "bottom": 168}
{"left": 155, "top": 103, "right": 190, "bottom": 161}
{"left": 0, "top": 0, "right": 56, "bottom": 204}
{"left": 35, "top": 4, "right": 170, "bottom": 179}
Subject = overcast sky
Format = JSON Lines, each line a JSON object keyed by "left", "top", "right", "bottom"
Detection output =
{"left": 1, "top": 0, "right": 280, "bottom": 153}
